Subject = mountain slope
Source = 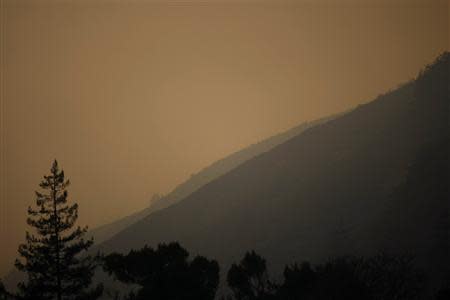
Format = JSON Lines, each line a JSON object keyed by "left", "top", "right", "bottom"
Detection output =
{"left": 88, "top": 114, "right": 338, "bottom": 245}
{"left": 378, "top": 137, "right": 449, "bottom": 289}
{"left": 98, "top": 53, "right": 449, "bottom": 290}
{"left": 2, "top": 116, "right": 339, "bottom": 293}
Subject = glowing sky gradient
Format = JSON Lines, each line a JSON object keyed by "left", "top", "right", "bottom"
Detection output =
{"left": 0, "top": 0, "right": 448, "bottom": 275}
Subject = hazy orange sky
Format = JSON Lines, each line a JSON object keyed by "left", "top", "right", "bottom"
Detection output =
{"left": 0, "top": 0, "right": 448, "bottom": 276}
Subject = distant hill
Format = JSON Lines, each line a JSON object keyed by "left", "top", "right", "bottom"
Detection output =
{"left": 2, "top": 108, "right": 339, "bottom": 293}
{"left": 88, "top": 114, "right": 339, "bottom": 245}
{"left": 98, "top": 53, "right": 449, "bottom": 296}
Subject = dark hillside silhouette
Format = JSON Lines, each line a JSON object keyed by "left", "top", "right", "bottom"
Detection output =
{"left": 96, "top": 53, "right": 449, "bottom": 295}
{"left": 377, "top": 138, "right": 450, "bottom": 290}
{"left": 88, "top": 114, "right": 340, "bottom": 246}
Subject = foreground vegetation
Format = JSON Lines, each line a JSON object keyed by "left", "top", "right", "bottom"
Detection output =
{"left": 1, "top": 149, "right": 448, "bottom": 299}
{"left": 103, "top": 243, "right": 450, "bottom": 300}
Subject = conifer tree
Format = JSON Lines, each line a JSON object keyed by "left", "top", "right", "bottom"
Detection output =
{"left": 15, "top": 160, "right": 102, "bottom": 300}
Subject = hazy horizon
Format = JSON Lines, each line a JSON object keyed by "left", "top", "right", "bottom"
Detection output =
{"left": 1, "top": 0, "right": 448, "bottom": 276}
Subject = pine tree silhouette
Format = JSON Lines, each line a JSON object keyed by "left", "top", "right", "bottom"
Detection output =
{"left": 15, "top": 160, "right": 102, "bottom": 300}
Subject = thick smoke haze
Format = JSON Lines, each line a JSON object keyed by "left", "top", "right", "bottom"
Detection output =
{"left": 0, "top": 0, "right": 448, "bottom": 276}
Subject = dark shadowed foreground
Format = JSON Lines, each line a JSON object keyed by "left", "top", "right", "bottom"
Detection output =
{"left": 102, "top": 244, "right": 448, "bottom": 300}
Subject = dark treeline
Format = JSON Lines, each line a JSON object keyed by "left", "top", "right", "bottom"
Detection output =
{"left": 2, "top": 132, "right": 449, "bottom": 300}
{"left": 225, "top": 251, "right": 440, "bottom": 300}
{"left": 100, "top": 243, "right": 450, "bottom": 300}
{"left": 6, "top": 238, "right": 449, "bottom": 300}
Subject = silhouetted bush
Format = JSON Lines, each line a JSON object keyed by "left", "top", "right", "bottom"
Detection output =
{"left": 227, "top": 251, "right": 275, "bottom": 300}
{"left": 0, "top": 280, "right": 11, "bottom": 300}
{"left": 276, "top": 262, "right": 316, "bottom": 300}
{"left": 102, "top": 242, "right": 219, "bottom": 300}
{"left": 227, "top": 252, "right": 426, "bottom": 300}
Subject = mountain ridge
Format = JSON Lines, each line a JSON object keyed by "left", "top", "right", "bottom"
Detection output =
{"left": 97, "top": 53, "right": 449, "bottom": 294}
{"left": 3, "top": 108, "right": 342, "bottom": 292}
{"left": 88, "top": 113, "right": 341, "bottom": 245}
